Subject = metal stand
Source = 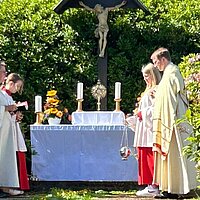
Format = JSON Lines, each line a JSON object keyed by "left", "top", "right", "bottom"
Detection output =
{"left": 76, "top": 99, "right": 83, "bottom": 112}
{"left": 35, "top": 112, "right": 44, "bottom": 125}
{"left": 114, "top": 99, "right": 121, "bottom": 111}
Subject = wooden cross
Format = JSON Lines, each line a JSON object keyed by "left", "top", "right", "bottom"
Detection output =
{"left": 54, "top": 0, "right": 149, "bottom": 110}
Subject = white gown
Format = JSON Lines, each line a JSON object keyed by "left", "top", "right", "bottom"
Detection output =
{"left": 0, "top": 91, "right": 19, "bottom": 187}
{"left": 126, "top": 90, "right": 155, "bottom": 147}
{"left": 153, "top": 63, "right": 197, "bottom": 194}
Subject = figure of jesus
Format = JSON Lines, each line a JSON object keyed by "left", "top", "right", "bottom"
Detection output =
{"left": 79, "top": 1, "right": 127, "bottom": 58}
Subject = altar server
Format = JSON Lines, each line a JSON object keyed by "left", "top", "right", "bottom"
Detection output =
{"left": 0, "top": 73, "right": 29, "bottom": 196}
{"left": 126, "top": 63, "right": 161, "bottom": 197}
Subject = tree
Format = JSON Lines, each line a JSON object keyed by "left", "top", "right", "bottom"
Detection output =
{"left": 0, "top": 1, "right": 199, "bottom": 172}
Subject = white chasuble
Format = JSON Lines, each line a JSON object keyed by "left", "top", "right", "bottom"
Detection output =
{"left": 152, "top": 63, "right": 197, "bottom": 194}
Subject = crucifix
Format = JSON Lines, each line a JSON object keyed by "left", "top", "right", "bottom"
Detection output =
{"left": 54, "top": 0, "right": 150, "bottom": 110}
{"left": 79, "top": 1, "right": 127, "bottom": 58}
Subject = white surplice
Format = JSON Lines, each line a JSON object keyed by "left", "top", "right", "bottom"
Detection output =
{"left": 126, "top": 90, "right": 155, "bottom": 147}
{"left": 0, "top": 91, "right": 19, "bottom": 187}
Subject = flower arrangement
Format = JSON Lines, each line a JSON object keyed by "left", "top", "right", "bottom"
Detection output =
{"left": 43, "top": 90, "right": 63, "bottom": 122}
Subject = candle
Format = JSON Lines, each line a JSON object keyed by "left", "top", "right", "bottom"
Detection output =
{"left": 35, "top": 95, "right": 42, "bottom": 112}
{"left": 77, "top": 82, "right": 83, "bottom": 99}
{"left": 115, "top": 82, "right": 121, "bottom": 99}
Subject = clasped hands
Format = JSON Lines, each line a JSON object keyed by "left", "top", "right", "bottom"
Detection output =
{"left": 6, "top": 104, "right": 23, "bottom": 121}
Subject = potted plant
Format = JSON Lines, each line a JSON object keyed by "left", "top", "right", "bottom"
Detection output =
{"left": 43, "top": 90, "right": 63, "bottom": 125}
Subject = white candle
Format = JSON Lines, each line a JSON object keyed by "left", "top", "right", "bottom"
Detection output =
{"left": 115, "top": 82, "right": 121, "bottom": 99}
{"left": 35, "top": 95, "right": 42, "bottom": 112}
{"left": 77, "top": 82, "right": 83, "bottom": 99}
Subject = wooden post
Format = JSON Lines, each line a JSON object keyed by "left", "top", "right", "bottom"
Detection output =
{"left": 54, "top": 1, "right": 150, "bottom": 112}
{"left": 97, "top": 50, "right": 107, "bottom": 110}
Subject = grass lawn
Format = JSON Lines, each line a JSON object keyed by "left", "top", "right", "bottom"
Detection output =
{"left": 8, "top": 181, "right": 199, "bottom": 200}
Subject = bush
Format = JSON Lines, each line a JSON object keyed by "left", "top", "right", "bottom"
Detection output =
{"left": 1, "top": 0, "right": 200, "bottom": 117}
{"left": 179, "top": 53, "right": 200, "bottom": 184}
{"left": 0, "top": 0, "right": 200, "bottom": 179}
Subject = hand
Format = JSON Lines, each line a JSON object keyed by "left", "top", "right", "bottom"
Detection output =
{"left": 149, "top": 89, "right": 156, "bottom": 98}
{"left": 6, "top": 104, "right": 17, "bottom": 112}
{"left": 68, "top": 115, "right": 72, "bottom": 122}
{"left": 16, "top": 111, "right": 23, "bottom": 122}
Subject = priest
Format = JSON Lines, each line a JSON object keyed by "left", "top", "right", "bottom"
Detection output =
{"left": 150, "top": 47, "right": 197, "bottom": 198}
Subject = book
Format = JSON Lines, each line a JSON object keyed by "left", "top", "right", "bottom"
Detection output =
{"left": 16, "top": 101, "right": 28, "bottom": 111}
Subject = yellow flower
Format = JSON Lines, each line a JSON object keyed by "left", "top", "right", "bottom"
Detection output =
{"left": 56, "top": 111, "right": 63, "bottom": 118}
{"left": 47, "top": 90, "right": 57, "bottom": 97}
{"left": 44, "top": 109, "right": 51, "bottom": 114}
{"left": 64, "top": 108, "right": 68, "bottom": 113}
{"left": 47, "top": 97, "right": 60, "bottom": 105}
{"left": 43, "top": 89, "right": 64, "bottom": 122}
{"left": 50, "top": 108, "right": 59, "bottom": 114}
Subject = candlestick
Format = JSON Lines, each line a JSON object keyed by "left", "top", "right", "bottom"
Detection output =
{"left": 114, "top": 98, "right": 121, "bottom": 112}
{"left": 35, "top": 95, "right": 42, "bottom": 113}
{"left": 77, "top": 82, "right": 83, "bottom": 100}
{"left": 76, "top": 99, "right": 83, "bottom": 112}
{"left": 115, "top": 82, "right": 121, "bottom": 99}
{"left": 35, "top": 112, "right": 44, "bottom": 125}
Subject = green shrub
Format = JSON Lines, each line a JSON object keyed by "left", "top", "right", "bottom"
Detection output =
{"left": 0, "top": 0, "right": 200, "bottom": 179}
{"left": 1, "top": 0, "right": 200, "bottom": 117}
{"left": 179, "top": 53, "right": 200, "bottom": 184}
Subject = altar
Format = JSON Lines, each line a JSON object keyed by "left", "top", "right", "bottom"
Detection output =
{"left": 72, "top": 111, "right": 125, "bottom": 125}
{"left": 30, "top": 124, "right": 138, "bottom": 181}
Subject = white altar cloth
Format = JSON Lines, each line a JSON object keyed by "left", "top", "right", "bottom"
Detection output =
{"left": 30, "top": 125, "right": 137, "bottom": 181}
{"left": 72, "top": 111, "right": 125, "bottom": 125}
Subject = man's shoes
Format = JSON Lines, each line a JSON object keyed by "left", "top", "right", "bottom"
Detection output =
{"left": 136, "top": 185, "right": 160, "bottom": 197}
{"left": 154, "top": 191, "right": 179, "bottom": 199}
